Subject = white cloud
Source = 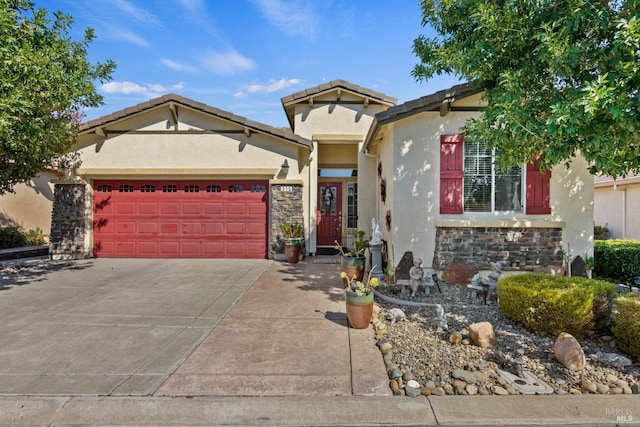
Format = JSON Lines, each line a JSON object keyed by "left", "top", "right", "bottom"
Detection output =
{"left": 250, "top": 0, "right": 317, "bottom": 39}
{"left": 112, "top": 0, "right": 160, "bottom": 26}
{"left": 104, "top": 25, "right": 149, "bottom": 47}
{"left": 177, "top": 0, "right": 205, "bottom": 12}
{"left": 199, "top": 50, "right": 256, "bottom": 75}
{"left": 247, "top": 78, "right": 301, "bottom": 94}
{"left": 101, "top": 81, "right": 169, "bottom": 96}
{"left": 161, "top": 59, "right": 198, "bottom": 73}
{"left": 147, "top": 84, "right": 168, "bottom": 92}
{"left": 171, "top": 82, "right": 186, "bottom": 91}
{"left": 234, "top": 91, "right": 248, "bottom": 99}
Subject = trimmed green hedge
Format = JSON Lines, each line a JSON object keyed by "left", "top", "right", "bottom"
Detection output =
{"left": 0, "top": 226, "right": 26, "bottom": 249}
{"left": 611, "top": 293, "right": 640, "bottom": 360}
{"left": 498, "top": 274, "right": 616, "bottom": 338}
{"left": 594, "top": 239, "right": 640, "bottom": 283}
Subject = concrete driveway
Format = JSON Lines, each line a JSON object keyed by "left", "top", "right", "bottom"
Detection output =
{"left": 0, "top": 258, "right": 270, "bottom": 396}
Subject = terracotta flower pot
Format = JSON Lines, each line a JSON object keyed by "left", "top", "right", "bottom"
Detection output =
{"left": 284, "top": 238, "right": 303, "bottom": 263}
{"left": 340, "top": 256, "right": 365, "bottom": 288}
{"left": 345, "top": 291, "right": 374, "bottom": 329}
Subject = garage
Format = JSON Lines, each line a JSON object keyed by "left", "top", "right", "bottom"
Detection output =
{"left": 93, "top": 180, "right": 268, "bottom": 258}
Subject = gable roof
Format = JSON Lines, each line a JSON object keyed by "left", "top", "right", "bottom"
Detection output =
{"left": 363, "top": 81, "right": 481, "bottom": 150}
{"left": 79, "top": 93, "right": 313, "bottom": 150}
{"left": 280, "top": 79, "right": 397, "bottom": 130}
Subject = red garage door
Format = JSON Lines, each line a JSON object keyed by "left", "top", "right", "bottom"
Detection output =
{"left": 93, "top": 180, "right": 268, "bottom": 258}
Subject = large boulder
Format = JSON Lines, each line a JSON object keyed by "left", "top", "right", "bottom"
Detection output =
{"left": 443, "top": 262, "right": 478, "bottom": 285}
{"left": 554, "top": 332, "right": 586, "bottom": 371}
{"left": 468, "top": 322, "right": 495, "bottom": 348}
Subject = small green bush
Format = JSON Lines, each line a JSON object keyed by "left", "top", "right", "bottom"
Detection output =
{"left": 0, "top": 226, "right": 26, "bottom": 249}
{"left": 24, "top": 227, "right": 46, "bottom": 246}
{"left": 594, "top": 239, "right": 640, "bottom": 283}
{"left": 498, "top": 274, "right": 616, "bottom": 338}
{"left": 611, "top": 293, "right": 640, "bottom": 360}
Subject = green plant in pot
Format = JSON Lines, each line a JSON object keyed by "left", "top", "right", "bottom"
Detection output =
{"left": 335, "top": 230, "right": 368, "bottom": 287}
{"left": 341, "top": 267, "right": 379, "bottom": 329}
{"left": 280, "top": 220, "right": 304, "bottom": 263}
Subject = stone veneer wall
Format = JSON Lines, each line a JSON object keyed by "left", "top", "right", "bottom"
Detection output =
{"left": 270, "top": 183, "right": 304, "bottom": 256}
{"left": 433, "top": 226, "right": 564, "bottom": 271}
{"left": 49, "top": 182, "right": 88, "bottom": 260}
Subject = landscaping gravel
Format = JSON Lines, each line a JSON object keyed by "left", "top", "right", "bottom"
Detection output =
{"left": 373, "top": 280, "right": 640, "bottom": 396}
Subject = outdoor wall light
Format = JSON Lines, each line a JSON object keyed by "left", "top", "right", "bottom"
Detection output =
{"left": 281, "top": 159, "right": 289, "bottom": 174}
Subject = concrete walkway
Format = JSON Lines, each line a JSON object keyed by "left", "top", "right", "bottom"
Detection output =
{"left": 0, "top": 256, "right": 638, "bottom": 426}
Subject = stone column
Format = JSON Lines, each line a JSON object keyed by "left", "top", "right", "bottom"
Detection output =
{"left": 49, "top": 180, "right": 89, "bottom": 260}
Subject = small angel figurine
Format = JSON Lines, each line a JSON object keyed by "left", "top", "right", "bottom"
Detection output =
{"left": 409, "top": 257, "right": 424, "bottom": 297}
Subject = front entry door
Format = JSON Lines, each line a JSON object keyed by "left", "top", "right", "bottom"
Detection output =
{"left": 317, "top": 182, "right": 342, "bottom": 246}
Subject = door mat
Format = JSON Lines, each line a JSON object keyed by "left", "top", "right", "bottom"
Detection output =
{"left": 313, "top": 258, "right": 341, "bottom": 264}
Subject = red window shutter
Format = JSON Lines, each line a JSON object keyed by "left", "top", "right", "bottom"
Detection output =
{"left": 526, "top": 161, "right": 551, "bottom": 214}
{"left": 440, "top": 135, "right": 464, "bottom": 214}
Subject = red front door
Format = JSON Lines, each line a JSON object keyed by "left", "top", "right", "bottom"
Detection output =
{"left": 317, "top": 182, "right": 342, "bottom": 247}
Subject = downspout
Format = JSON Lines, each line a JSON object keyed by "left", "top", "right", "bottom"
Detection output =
{"left": 614, "top": 184, "right": 627, "bottom": 238}
{"left": 363, "top": 149, "right": 379, "bottom": 221}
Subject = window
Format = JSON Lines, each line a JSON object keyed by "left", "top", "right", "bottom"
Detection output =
{"left": 347, "top": 182, "right": 358, "bottom": 228}
{"left": 229, "top": 184, "right": 243, "bottom": 193}
{"left": 206, "top": 184, "right": 221, "bottom": 193}
{"left": 140, "top": 184, "right": 155, "bottom": 193}
{"left": 184, "top": 185, "right": 200, "bottom": 193}
{"left": 439, "top": 135, "right": 550, "bottom": 215}
{"left": 118, "top": 184, "right": 134, "bottom": 193}
{"left": 463, "top": 140, "right": 522, "bottom": 212}
{"left": 250, "top": 184, "right": 266, "bottom": 193}
{"left": 162, "top": 184, "right": 178, "bottom": 193}
{"left": 96, "top": 184, "right": 112, "bottom": 193}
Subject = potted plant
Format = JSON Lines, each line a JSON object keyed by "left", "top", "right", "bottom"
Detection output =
{"left": 335, "top": 230, "right": 368, "bottom": 287}
{"left": 280, "top": 220, "right": 304, "bottom": 263}
{"left": 341, "top": 267, "right": 379, "bottom": 329}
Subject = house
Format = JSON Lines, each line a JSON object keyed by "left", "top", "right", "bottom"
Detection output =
{"left": 0, "top": 80, "right": 594, "bottom": 273}
{"left": 594, "top": 173, "right": 640, "bottom": 240}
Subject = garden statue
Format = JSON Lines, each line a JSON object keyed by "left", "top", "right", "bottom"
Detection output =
{"left": 371, "top": 218, "right": 382, "bottom": 244}
{"left": 409, "top": 257, "right": 424, "bottom": 297}
{"left": 470, "top": 262, "right": 503, "bottom": 304}
{"left": 436, "top": 304, "right": 448, "bottom": 332}
{"left": 385, "top": 308, "right": 406, "bottom": 323}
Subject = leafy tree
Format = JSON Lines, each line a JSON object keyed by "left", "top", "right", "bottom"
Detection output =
{"left": 0, "top": 0, "right": 115, "bottom": 194}
{"left": 413, "top": 0, "right": 639, "bottom": 176}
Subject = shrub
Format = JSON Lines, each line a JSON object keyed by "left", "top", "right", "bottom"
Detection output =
{"left": 0, "top": 226, "right": 26, "bottom": 249}
{"left": 498, "top": 274, "right": 616, "bottom": 338}
{"left": 24, "top": 227, "right": 46, "bottom": 246}
{"left": 611, "top": 293, "right": 640, "bottom": 360}
{"left": 593, "top": 224, "right": 610, "bottom": 240}
{"left": 594, "top": 239, "right": 640, "bottom": 283}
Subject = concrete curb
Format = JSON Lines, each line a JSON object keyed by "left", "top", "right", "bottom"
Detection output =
{"left": 0, "top": 395, "right": 638, "bottom": 426}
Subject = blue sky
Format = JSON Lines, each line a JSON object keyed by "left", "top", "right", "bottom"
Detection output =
{"left": 35, "top": 0, "right": 461, "bottom": 128}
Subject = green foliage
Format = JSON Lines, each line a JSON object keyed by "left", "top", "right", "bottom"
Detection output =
{"left": 611, "top": 293, "right": 640, "bottom": 360}
{"left": 24, "top": 226, "right": 46, "bottom": 246}
{"left": 413, "top": 0, "right": 640, "bottom": 177}
{"left": 594, "top": 224, "right": 610, "bottom": 240}
{"left": 352, "top": 230, "right": 369, "bottom": 257}
{"left": 498, "top": 274, "right": 616, "bottom": 338}
{"left": 0, "top": 226, "right": 26, "bottom": 249}
{"left": 593, "top": 239, "right": 640, "bottom": 282}
{"left": 279, "top": 220, "right": 303, "bottom": 239}
{"left": 0, "top": 1, "right": 115, "bottom": 194}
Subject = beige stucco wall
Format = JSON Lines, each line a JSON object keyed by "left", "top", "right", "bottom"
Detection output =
{"left": 75, "top": 107, "right": 311, "bottom": 256}
{"left": 375, "top": 110, "right": 594, "bottom": 271}
{"left": 291, "top": 91, "right": 390, "bottom": 252}
{"left": 594, "top": 181, "right": 640, "bottom": 240}
{"left": 0, "top": 172, "right": 56, "bottom": 238}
